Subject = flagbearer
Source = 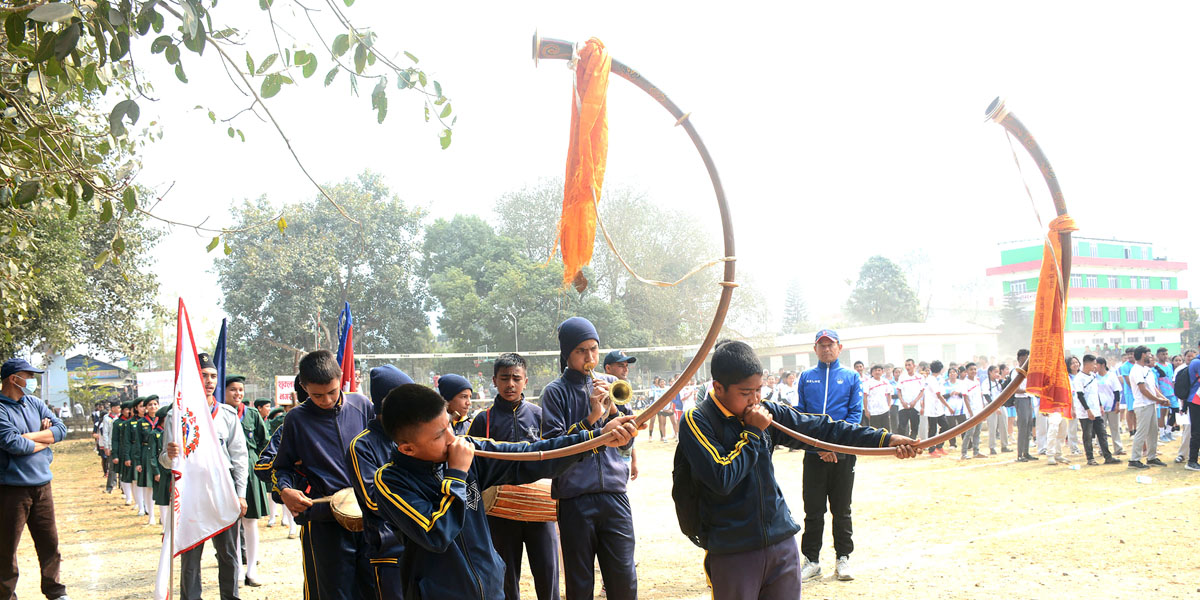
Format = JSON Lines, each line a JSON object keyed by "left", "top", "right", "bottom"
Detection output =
{"left": 272, "top": 350, "right": 376, "bottom": 600}
{"left": 161, "top": 352, "right": 249, "bottom": 600}
{"left": 225, "top": 375, "right": 270, "bottom": 587}
{"left": 137, "top": 396, "right": 161, "bottom": 525}
{"left": 348, "top": 364, "right": 414, "bottom": 600}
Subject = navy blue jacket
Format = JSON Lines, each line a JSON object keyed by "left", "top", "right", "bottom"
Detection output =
{"left": 467, "top": 396, "right": 542, "bottom": 443}
{"left": 0, "top": 393, "right": 67, "bottom": 486}
{"left": 254, "top": 424, "right": 310, "bottom": 504}
{"left": 348, "top": 420, "right": 406, "bottom": 561}
{"left": 540, "top": 370, "right": 633, "bottom": 499}
{"left": 452, "top": 414, "right": 472, "bottom": 437}
{"left": 797, "top": 359, "right": 864, "bottom": 457}
{"left": 270, "top": 392, "right": 373, "bottom": 522}
{"left": 373, "top": 431, "right": 597, "bottom": 599}
{"left": 678, "top": 395, "right": 891, "bottom": 555}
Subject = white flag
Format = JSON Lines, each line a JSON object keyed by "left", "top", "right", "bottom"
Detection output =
{"left": 169, "top": 299, "right": 240, "bottom": 556}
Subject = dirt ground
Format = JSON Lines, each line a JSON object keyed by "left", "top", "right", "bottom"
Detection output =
{"left": 13, "top": 433, "right": 1200, "bottom": 599}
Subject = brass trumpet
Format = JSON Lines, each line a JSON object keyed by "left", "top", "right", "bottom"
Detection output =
{"left": 584, "top": 364, "right": 634, "bottom": 405}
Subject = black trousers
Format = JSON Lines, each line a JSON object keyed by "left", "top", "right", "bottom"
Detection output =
{"left": 556, "top": 492, "right": 636, "bottom": 600}
{"left": 369, "top": 562, "right": 404, "bottom": 600}
{"left": 180, "top": 522, "right": 239, "bottom": 600}
{"left": 1189, "top": 403, "right": 1200, "bottom": 463}
{"left": 0, "top": 483, "right": 66, "bottom": 600}
{"left": 888, "top": 405, "right": 900, "bottom": 434}
{"left": 928, "top": 416, "right": 950, "bottom": 450}
{"left": 1015, "top": 397, "right": 1034, "bottom": 458}
{"left": 1080, "top": 416, "right": 1112, "bottom": 461}
{"left": 867, "top": 414, "right": 889, "bottom": 430}
{"left": 801, "top": 452, "right": 856, "bottom": 562}
{"left": 302, "top": 519, "right": 375, "bottom": 600}
{"left": 897, "top": 408, "right": 920, "bottom": 439}
{"left": 487, "top": 515, "right": 559, "bottom": 600}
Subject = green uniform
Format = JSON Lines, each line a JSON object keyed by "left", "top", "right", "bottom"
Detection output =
{"left": 135, "top": 416, "right": 154, "bottom": 488}
{"left": 151, "top": 422, "right": 170, "bottom": 506}
{"left": 267, "top": 412, "right": 286, "bottom": 436}
{"left": 238, "top": 403, "right": 270, "bottom": 519}
{"left": 116, "top": 417, "right": 135, "bottom": 484}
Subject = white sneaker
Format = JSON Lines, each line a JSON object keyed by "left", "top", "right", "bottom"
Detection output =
{"left": 801, "top": 559, "right": 821, "bottom": 581}
{"left": 835, "top": 556, "right": 854, "bottom": 581}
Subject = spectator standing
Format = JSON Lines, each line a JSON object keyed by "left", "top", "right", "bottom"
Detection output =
{"left": 1074, "top": 355, "right": 1117, "bottom": 466}
{"left": 863, "top": 365, "right": 891, "bottom": 430}
{"left": 984, "top": 366, "right": 1010, "bottom": 454}
{"left": 1013, "top": 349, "right": 1038, "bottom": 462}
{"left": 960, "top": 363, "right": 986, "bottom": 459}
{"left": 1095, "top": 357, "right": 1124, "bottom": 455}
{"left": 0, "top": 358, "right": 70, "bottom": 600}
{"left": 1182, "top": 344, "right": 1200, "bottom": 470}
{"left": 777, "top": 372, "right": 799, "bottom": 408}
{"left": 1155, "top": 348, "right": 1178, "bottom": 442}
{"left": 896, "top": 360, "right": 923, "bottom": 439}
{"left": 1128, "top": 346, "right": 1170, "bottom": 469}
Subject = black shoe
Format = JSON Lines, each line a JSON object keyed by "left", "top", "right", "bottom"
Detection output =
{"left": 1103, "top": 457, "right": 1121, "bottom": 465}
{"left": 244, "top": 577, "right": 262, "bottom": 587}
{"left": 1016, "top": 456, "right": 1030, "bottom": 462}
{"left": 990, "top": 449, "right": 997, "bottom": 455}
{"left": 1146, "top": 458, "right": 1168, "bottom": 467}
{"left": 1026, "top": 454, "right": 1039, "bottom": 461}
{"left": 1128, "top": 460, "right": 1149, "bottom": 469}
{"left": 1087, "top": 459, "right": 1098, "bottom": 466}
{"left": 1185, "top": 462, "right": 1200, "bottom": 471}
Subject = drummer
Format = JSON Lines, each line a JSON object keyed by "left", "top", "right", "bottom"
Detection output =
{"left": 541, "top": 317, "right": 637, "bottom": 600}
{"left": 271, "top": 350, "right": 376, "bottom": 600}
{"left": 467, "top": 353, "right": 560, "bottom": 600}
{"left": 438, "top": 374, "right": 474, "bottom": 435}
{"left": 347, "top": 364, "right": 414, "bottom": 600}
{"left": 372, "top": 383, "right": 638, "bottom": 599}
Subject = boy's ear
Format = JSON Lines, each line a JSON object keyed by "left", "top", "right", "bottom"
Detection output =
{"left": 711, "top": 380, "right": 725, "bottom": 399}
{"left": 396, "top": 440, "right": 417, "bottom": 457}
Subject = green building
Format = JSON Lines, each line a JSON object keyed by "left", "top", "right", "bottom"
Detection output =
{"left": 987, "top": 236, "right": 1188, "bottom": 355}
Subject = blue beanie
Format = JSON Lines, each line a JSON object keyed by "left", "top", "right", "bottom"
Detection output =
{"left": 370, "top": 365, "right": 414, "bottom": 414}
{"left": 437, "top": 374, "right": 472, "bottom": 402}
{"left": 558, "top": 316, "right": 600, "bottom": 372}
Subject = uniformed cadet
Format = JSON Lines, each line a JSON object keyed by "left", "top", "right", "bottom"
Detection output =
{"left": 225, "top": 375, "right": 269, "bottom": 587}
{"left": 137, "top": 396, "right": 161, "bottom": 525}
{"left": 438, "top": 374, "right": 474, "bottom": 436}
{"left": 152, "top": 404, "right": 172, "bottom": 531}
{"left": 467, "top": 353, "right": 560, "bottom": 600}
{"left": 347, "top": 364, "right": 414, "bottom": 600}
{"left": 115, "top": 400, "right": 136, "bottom": 506}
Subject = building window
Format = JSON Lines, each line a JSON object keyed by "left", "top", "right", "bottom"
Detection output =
{"left": 1092, "top": 338, "right": 1105, "bottom": 345}
{"left": 1085, "top": 275, "right": 1096, "bottom": 288}
{"left": 1108, "top": 308, "right": 1120, "bottom": 322}
{"left": 1131, "top": 246, "right": 1143, "bottom": 259}
{"left": 1010, "top": 280, "right": 1027, "bottom": 294}
{"left": 1124, "top": 247, "right": 1131, "bottom": 259}
{"left": 1131, "top": 278, "right": 1140, "bottom": 290}
{"left": 1077, "top": 241, "right": 1090, "bottom": 257}
{"left": 1128, "top": 337, "right": 1140, "bottom": 343}
{"left": 1126, "top": 307, "right": 1137, "bottom": 322}
{"left": 1163, "top": 306, "right": 1174, "bottom": 313}
{"left": 1107, "top": 275, "right": 1118, "bottom": 288}
{"left": 1071, "top": 307, "right": 1084, "bottom": 324}
{"left": 1144, "top": 336, "right": 1155, "bottom": 343}
{"left": 1142, "top": 307, "right": 1153, "bottom": 322}
{"left": 1070, "top": 274, "right": 1082, "bottom": 288}
{"left": 1140, "top": 277, "right": 1150, "bottom": 289}
{"left": 1090, "top": 307, "right": 1103, "bottom": 323}
{"left": 1110, "top": 337, "right": 1122, "bottom": 344}
{"left": 1162, "top": 278, "right": 1171, "bottom": 289}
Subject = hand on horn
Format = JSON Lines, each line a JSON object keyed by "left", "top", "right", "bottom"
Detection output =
{"left": 888, "top": 435, "right": 921, "bottom": 459}
{"left": 601, "top": 415, "right": 638, "bottom": 447}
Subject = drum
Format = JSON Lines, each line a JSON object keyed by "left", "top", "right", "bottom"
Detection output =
{"left": 328, "top": 487, "right": 364, "bottom": 532}
{"left": 482, "top": 479, "right": 557, "bottom": 522}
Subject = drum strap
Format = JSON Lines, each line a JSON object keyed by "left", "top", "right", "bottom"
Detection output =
{"left": 485, "top": 409, "right": 491, "bottom": 438}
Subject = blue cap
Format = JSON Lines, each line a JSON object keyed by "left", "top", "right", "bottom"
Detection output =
{"left": 370, "top": 365, "right": 414, "bottom": 413}
{"left": 815, "top": 329, "right": 840, "bottom": 343}
{"left": 558, "top": 316, "right": 600, "bottom": 371}
{"left": 1, "top": 358, "right": 44, "bottom": 379}
{"left": 437, "top": 374, "right": 472, "bottom": 402}
{"left": 603, "top": 350, "right": 637, "bottom": 366}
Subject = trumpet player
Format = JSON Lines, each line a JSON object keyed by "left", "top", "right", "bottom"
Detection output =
{"left": 603, "top": 350, "right": 640, "bottom": 482}
{"left": 541, "top": 317, "right": 638, "bottom": 600}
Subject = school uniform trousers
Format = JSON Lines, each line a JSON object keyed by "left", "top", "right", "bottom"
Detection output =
{"left": 1103, "top": 410, "right": 1124, "bottom": 453}
{"left": 487, "top": 515, "right": 559, "bottom": 600}
{"left": 557, "top": 492, "right": 636, "bottom": 600}
{"left": 987, "top": 402, "right": 1009, "bottom": 451}
{"left": 897, "top": 408, "right": 919, "bottom": 439}
{"left": 887, "top": 404, "right": 900, "bottom": 435}
{"left": 800, "top": 453, "right": 855, "bottom": 562}
{"left": 1079, "top": 416, "right": 1113, "bottom": 461}
{"left": 1015, "top": 396, "right": 1034, "bottom": 458}
{"left": 867, "top": 414, "right": 889, "bottom": 431}
{"left": 180, "top": 522, "right": 240, "bottom": 600}
{"left": 705, "top": 536, "right": 801, "bottom": 600}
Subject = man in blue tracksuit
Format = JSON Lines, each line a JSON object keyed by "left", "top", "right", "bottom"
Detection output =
{"left": 348, "top": 364, "right": 414, "bottom": 600}
{"left": 372, "top": 383, "right": 638, "bottom": 600}
{"left": 468, "top": 353, "right": 559, "bottom": 600}
{"left": 272, "top": 350, "right": 376, "bottom": 600}
{"left": 541, "top": 317, "right": 637, "bottom": 600}
{"left": 795, "top": 329, "right": 865, "bottom": 583}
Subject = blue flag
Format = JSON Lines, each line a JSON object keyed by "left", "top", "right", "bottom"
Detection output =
{"left": 213, "top": 318, "right": 228, "bottom": 404}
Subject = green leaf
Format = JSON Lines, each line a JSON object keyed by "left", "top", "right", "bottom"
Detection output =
{"left": 164, "top": 44, "right": 179, "bottom": 65}
{"left": 33, "top": 30, "right": 57, "bottom": 63}
{"left": 439, "top": 103, "right": 452, "bottom": 119}
{"left": 424, "top": 106, "right": 429, "bottom": 122}
{"left": 109, "top": 31, "right": 130, "bottom": 60}
{"left": 277, "top": 217, "right": 287, "bottom": 233}
{"left": 245, "top": 51, "right": 254, "bottom": 74}
{"left": 403, "top": 50, "right": 418, "bottom": 64}
{"left": 175, "top": 63, "right": 188, "bottom": 83}
{"left": 301, "top": 54, "right": 318, "bottom": 78}
{"left": 13, "top": 181, "right": 39, "bottom": 206}
{"left": 332, "top": 34, "right": 349, "bottom": 57}
{"left": 223, "top": 242, "right": 232, "bottom": 256}
{"left": 236, "top": 129, "right": 245, "bottom": 142}
{"left": 206, "top": 237, "right": 220, "bottom": 252}
{"left": 324, "top": 67, "right": 338, "bottom": 87}
{"left": 111, "top": 236, "right": 126, "bottom": 255}
{"left": 151, "top": 35, "right": 173, "bottom": 54}
{"left": 261, "top": 73, "right": 282, "bottom": 98}
{"left": 208, "top": 110, "right": 216, "bottom": 123}
{"left": 256, "top": 53, "right": 277, "bottom": 75}
{"left": 439, "top": 129, "right": 452, "bottom": 150}
{"left": 353, "top": 43, "right": 366, "bottom": 74}
{"left": 121, "top": 187, "right": 137, "bottom": 212}
{"left": 372, "top": 80, "right": 387, "bottom": 124}
{"left": 227, "top": 126, "right": 235, "bottom": 138}
{"left": 28, "top": 3, "right": 76, "bottom": 23}
{"left": 181, "top": 0, "right": 200, "bottom": 39}
{"left": 52, "top": 22, "right": 79, "bottom": 61}
{"left": 183, "top": 25, "right": 205, "bottom": 55}
{"left": 418, "top": 71, "right": 427, "bottom": 87}
{"left": 344, "top": 0, "right": 355, "bottom": 6}
{"left": 434, "top": 81, "right": 442, "bottom": 97}
{"left": 92, "top": 251, "right": 110, "bottom": 269}
{"left": 108, "top": 99, "right": 139, "bottom": 138}
{"left": 100, "top": 200, "right": 113, "bottom": 223}
{"left": 259, "top": 0, "right": 274, "bottom": 9}
{"left": 5, "top": 11, "right": 27, "bottom": 48}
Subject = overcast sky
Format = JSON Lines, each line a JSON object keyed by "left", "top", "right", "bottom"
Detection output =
{"left": 130, "top": 1, "right": 1200, "bottom": 344}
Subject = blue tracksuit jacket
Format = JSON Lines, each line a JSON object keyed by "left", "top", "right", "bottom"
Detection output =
{"left": 269, "top": 392, "right": 373, "bottom": 522}
{"left": 348, "top": 419, "right": 406, "bottom": 561}
{"left": 372, "top": 431, "right": 598, "bottom": 599}
{"left": 466, "top": 396, "right": 542, "bottom": 443}
{"left": 677, "top": 395, "right": 891, "bottom": 554}
{"left": 540, "top": 369, "right": 633, "bottom": 499}
{"left": 797, "top": 359, "right": 864, "bottom": 431}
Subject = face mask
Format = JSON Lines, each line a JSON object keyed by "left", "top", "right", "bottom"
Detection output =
{"left": 16, "top": 375, "right": 37, "bottom": 395}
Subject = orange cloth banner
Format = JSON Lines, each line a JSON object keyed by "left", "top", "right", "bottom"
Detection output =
{"left": 1025, "top": 215, "right": 1079, "bottom": 417}
{"left": 556, "top": 38, "right": 611, "bottom": 291}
